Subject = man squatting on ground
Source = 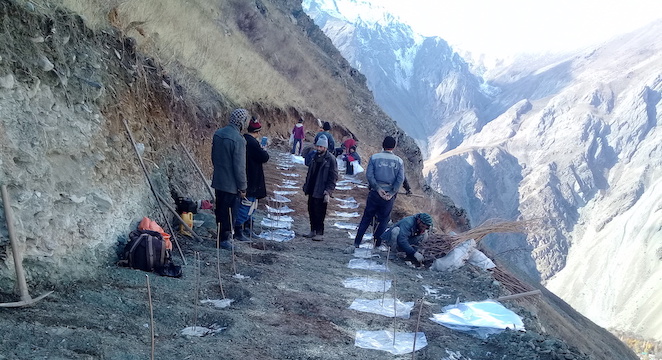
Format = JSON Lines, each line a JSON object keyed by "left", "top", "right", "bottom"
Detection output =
{"left": 233, "top": 116, "right": 270, "bottom": 241}
{"left": 211, "top": 108, "right": 250, "bottom": 250}
{"left": 302, "top": 135, "right": 338, "bottom": 241}
{"left": 353, "top": 136, "right": 404, "bottom": 249}
{"left": 382, "top": 213, "right": 434, "bottom": 264}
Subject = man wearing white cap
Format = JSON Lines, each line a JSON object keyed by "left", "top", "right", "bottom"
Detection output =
{"left": 302, "top": 135, "right": 338, "bottom": 241}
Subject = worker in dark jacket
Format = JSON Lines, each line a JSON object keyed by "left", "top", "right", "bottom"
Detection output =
{"left": 382, "top": 213, "right": 433, "bottom": 265}
{"left": 211, "top": 108, "right": 250, "bottom": 249}
{"left": 314, "top": 121, "right": 335, "bottom": 155}
{"left": 234, "top": 116, "right": 269, "bottom": 241}
{"left": 302, "top": 135, "right": 338, "bottom": 241}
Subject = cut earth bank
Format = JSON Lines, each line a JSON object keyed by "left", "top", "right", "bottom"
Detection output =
{"left": 0, "top": 148, "right": 635, "bottom": 360}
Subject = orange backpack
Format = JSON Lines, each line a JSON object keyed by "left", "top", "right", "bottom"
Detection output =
{"left": 138, "top": 217, "right": 172, "bottom": 251}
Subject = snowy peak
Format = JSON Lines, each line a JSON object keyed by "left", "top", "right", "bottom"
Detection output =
{"left": 303, "top": 0, "right": 489, "bottom": 152}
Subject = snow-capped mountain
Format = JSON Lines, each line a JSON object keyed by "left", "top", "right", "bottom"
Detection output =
{"left": 304, "top": 0, "right": 662, "bottom": 342}
{"left": 303, "top": 0, "right": 491, "bottom": 156}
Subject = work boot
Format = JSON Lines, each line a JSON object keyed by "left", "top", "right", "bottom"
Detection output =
{"left": 234, "top": 228, "right": 250, "bottom": 242}
{"left": 302, "top": 230, "right": 316, "bottom": 238}
{"left": 219, "top": 231, "right": 234, "bottom": 250}
{"left": 219, "top": 240, "right": 234, "bottom": 251}
{"left": 312, "top": 232, "right": 324, "bottom": 241}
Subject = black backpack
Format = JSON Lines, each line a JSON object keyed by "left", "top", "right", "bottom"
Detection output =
{"left": 120, "top": 229, "right": 168, "bottom": 272}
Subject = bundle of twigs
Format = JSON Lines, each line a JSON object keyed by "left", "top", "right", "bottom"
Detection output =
{"left": 491, "top": 267, "right": 535, "bottom": 294}
{"left": 421, "top": 219, "right": 538, "bottom": 260}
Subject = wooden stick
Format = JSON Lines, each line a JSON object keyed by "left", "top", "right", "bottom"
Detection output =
{"left": 155, "top": 193, "right": 203, "bottom": 242}
{"left": 216, "top": 223, "right": 226, "bottom": 299}
{"left": 194, "top": 252, "right": 200, "bottom": 329}
{"left": 180, "top": 143, "right": 215, "bottom": 201}
{"left": 122, "top": 119, "right": 187, "bottom": 265}
{"left": 229, "top": 209, "right": 237, "bottom": 275}
{"left": 393, "top": 277, "right": 397, "bottom": 346}
{"left": 411, "top": 297, "right": 425, "bottom": 359}
{"left": 1, "top": 185, "right": 30, "bottom": 302}
{"left": 146, "top": 275, "right": 155, "bottom": 360}
{"left": 495, "top": 289, "right": 542, "bottom": 301}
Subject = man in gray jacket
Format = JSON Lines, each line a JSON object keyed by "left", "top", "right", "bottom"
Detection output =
{"left": 211, "top": 108, "right": 250, "bottom": 249}
{"left": 353, "top": 136, "right": 404, "bottom": 249}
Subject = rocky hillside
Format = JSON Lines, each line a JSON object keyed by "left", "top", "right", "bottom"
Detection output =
{"left": 0, "top": 0, "right": 641, "bottom": 358}
{"left": 426, "top": 21, "right": 662, "bottom": 341}
{"left": 0, "top": 0, "right": 460, "bottom": 286}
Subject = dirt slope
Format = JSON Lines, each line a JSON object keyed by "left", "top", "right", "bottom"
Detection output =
{"left": 0, "top": 147, "right": 634, "bottom": 360}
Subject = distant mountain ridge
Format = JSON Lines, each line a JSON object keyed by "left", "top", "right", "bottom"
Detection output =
{"left": 303, "top": 0, "right": 490, "bottom": 155}
{"left": 304, "top": 0, "right": 662, "bottom": 343}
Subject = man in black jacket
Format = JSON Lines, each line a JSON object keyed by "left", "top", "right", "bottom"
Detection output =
{"left": 233, "top": 116, "right": 270, "bottom": 241}
{"left": 302, "top": 135, "right": 337, "bottom": 241}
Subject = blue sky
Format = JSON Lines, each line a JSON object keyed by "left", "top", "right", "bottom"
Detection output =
{"left": 377, "top": 0, "right": 662, "bottom": 57}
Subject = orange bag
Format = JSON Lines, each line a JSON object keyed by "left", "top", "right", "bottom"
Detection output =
{"left": 138, "top": 217, "right": 172, "bottom": 251}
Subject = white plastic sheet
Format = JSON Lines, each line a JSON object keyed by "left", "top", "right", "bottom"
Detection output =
{"left": 430, "top": 300, "right": 526, "bottom": 339}
{"left": 269, "top": 194, "right": 291, "bottom": 203}
{"left": 257, "top": 229, "right": 296, "bottom": 242}
{"left": 334, "top": 211, "right": 360, "bottom": 218}
{"left": 200, "top": 299, "right": 234, "bottom": 308}
{"left": 281, "top": 172, "right": 300, "bottom": 177}
{"left": 336, "top": 185, "right": 353, "bottom": 190}
{"left": 352, "top": 248, "right": 376, "bottom": 259}
{"left": 181, "top": 325, "right": 227, "bottom": 337}
{"left": 349, "top": 298, "right": 414, "bottom": 318}
{"left": 343, "top": 277, "right": 392, "bottom": 292}
{"left": 277, "top": 184, "right": 299, "bottom": 189}
{"left": 291, "top": 154, "right": 305, "bottom": 164}
{"left": 333, "top": 222, "right": 358, "bottom": 230}
{"left": 261, "top": 218, "right": 292, "bottom": 229}
{"left": 274, "top": 190, "right": 297, "bottom": 196}
{"left": 338, "top": 202, "right": 359, "bottom": 209}
{"left": 349, "top": 231, "right": 373, "bottom": 241}
{"left": 354, "top": 330, "right": 427, "bottom": 355}
{"left": 348, "top": 259, "right": 388, "bottom": 272}
{"left": 266, "top": 214, "right": 293, "bottom": 222}
{"left": 335, "top": 196, "right": 357, "bottom": 203}
{"left": 265, "top": 204, "right": 294, "bottom": 214}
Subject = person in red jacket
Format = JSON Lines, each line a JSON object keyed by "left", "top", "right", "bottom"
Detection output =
{"left": 291, "top": 118, "right": 305, "bottom": 155}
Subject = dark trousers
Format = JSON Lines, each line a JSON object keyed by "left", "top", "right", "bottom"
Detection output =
{"left": 307, "top": 196, "right": 328, "bottom": 233}
{"left": 215, "top": 190, "right": 239, "bottom": 237}
{"left": 354, "top": 190, "right": 395, "bottom": 247}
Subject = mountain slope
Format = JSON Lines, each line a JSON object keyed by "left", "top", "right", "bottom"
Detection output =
{"left": 303, "top": 0, "right": 490, "bottom": 155}
{"left": 427, "top": 20, "right": 662, "bottom": 341}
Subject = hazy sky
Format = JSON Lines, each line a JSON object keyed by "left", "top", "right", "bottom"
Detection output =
{"left": 378, "top": 0, "right": 662, "bottom": 57}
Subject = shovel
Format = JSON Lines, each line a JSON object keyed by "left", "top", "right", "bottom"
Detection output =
{"left": 0, "top": 184, "right": 53, "bottom": 307}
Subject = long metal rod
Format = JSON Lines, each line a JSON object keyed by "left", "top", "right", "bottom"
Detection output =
{"left": 122, "top": 118, "right": 186, "bottom": 265}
